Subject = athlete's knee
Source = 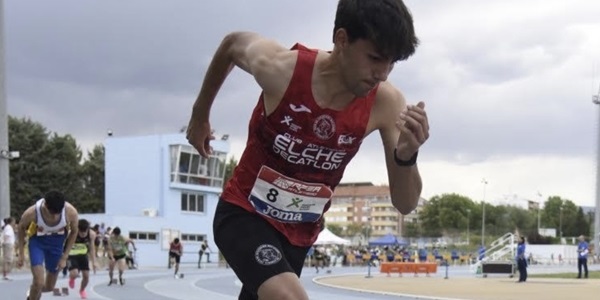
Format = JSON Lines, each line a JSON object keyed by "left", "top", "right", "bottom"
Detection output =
{"left": 257, "top": 273, "right": 308, "bottom": 300}
{"left": 31, "top": 277, "right": 45, "bottom": 290}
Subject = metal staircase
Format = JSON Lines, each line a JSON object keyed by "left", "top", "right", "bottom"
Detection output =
{"left": 470, "top": 233, "right": 516, "bottom": 273}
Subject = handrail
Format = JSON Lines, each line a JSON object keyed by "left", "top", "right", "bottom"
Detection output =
{"left": 470, "top": 233, "right": 515, "bottom": 273}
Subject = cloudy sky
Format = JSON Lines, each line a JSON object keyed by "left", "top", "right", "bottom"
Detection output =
{"left": 5, "top": 0, "right": 600, "bottom": 207}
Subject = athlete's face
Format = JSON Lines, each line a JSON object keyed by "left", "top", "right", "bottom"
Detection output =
{"left": 337, "top": 33, "right": 394, "bottom": 97}
{"left": 43, "top": 203, "right": 61, "bottom": 216}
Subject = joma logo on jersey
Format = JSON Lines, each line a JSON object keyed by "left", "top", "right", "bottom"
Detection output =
{"left": 273, "top": 134, "right": 346, "bottom": 170}
{"left": 262, "top": 205, "right": 303, "bottom": 222}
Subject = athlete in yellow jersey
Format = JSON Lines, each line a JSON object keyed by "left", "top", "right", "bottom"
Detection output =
{"left": 16, "top": 191, "right": 79, "bottom": 300}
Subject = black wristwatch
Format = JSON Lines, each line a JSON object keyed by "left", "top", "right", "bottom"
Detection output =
{"left": 394, "top": 149, "right": 418, "bottom": 166}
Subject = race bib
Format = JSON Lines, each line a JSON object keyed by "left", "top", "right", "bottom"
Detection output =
{"left": 248, "top": 166, "right": 333, "bottom": 223}
{"left": 70, "top": 243, "right": 88, "bottom": 255}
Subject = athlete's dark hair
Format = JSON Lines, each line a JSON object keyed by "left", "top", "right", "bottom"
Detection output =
{"left": 333, "top": 0, "right": 419, "bottom": 62}
{"left": 174, "top": 238, "right": 180, "bottom": 244}
{"left": 78, "top": 219, "right": 90, "bottom": 232}
{"left": 112, "top": 227, "right": 121, "bottom": 236}
{"left": 44, "top": 190, "right": 66, "bottom": 214}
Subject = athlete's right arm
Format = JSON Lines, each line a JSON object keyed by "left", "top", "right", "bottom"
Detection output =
{"left": 16, "top": 206, "right": 35, "bottom": 266}
{"left": 187, "top": 32, "right": 291, "bottom": 157}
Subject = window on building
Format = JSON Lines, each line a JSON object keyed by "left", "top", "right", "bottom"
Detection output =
{"left": 129, "top": 231, "right": 158, "bottom": 241}
{"left": 181, "top": 192, "right": 205, "bottom": 213}
{"left": 181, "top": 234, "right": 206, "bottom": 242}
{"left": 169, "top": 144, "right": 227, "bottom": 188}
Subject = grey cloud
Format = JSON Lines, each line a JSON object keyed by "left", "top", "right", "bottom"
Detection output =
{"left": 5, "top": 0, "right": 600, "bottom": 166}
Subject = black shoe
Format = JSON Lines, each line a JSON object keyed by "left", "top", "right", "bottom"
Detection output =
{"left": 108, "top": 281, "right": 113, "bottom": 286}
{"left": 119, "top": 278, "right": 124, "bottom": 285}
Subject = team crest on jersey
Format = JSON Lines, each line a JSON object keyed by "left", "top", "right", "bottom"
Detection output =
{"left": 255, "top": 244, "right": 282, "bottom": 266}
{"left": 313, "top": 115, "right": 335, "bottom": 140}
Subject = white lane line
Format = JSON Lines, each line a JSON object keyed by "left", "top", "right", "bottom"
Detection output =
{"left": 88, "top": 280, "right": 114, "bottom": 300}
{"left": 144, "top": 275, "right": 235, "bottom": 300}
{"left": 312, "top": 273, "right": 466, "bottom": 300}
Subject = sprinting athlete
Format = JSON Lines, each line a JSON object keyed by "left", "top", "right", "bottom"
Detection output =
{"left": 16, "top": 191, "right": 79, "bottom": 300}
{"left": 67, "top": 219, "right": 97, "bottom": 299}
{"left": 186, "top": 1, "right": 429, "bottom": 299}
{"left": 169, "top": 238, "right": 183, "bottom": 277}
{"left": 106, "top": 227, "right": 135, "bottom": 286}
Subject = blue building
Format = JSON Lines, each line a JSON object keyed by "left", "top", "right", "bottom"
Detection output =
{"left": 80, "top": 132, "right": 229, "bottom": 267}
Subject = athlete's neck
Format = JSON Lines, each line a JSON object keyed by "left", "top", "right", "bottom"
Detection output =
{"left": 40, "top": 204, "right": 61, "bottom": 226}
{"left": 314, "top": 51, "right": 356, "bottom": 111}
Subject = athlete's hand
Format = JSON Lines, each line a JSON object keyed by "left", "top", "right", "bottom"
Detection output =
{"left": 56, "top": 256, "right": 67, "bottom": 271}
{"left": 186, "top": 118, "right": 214, "bottom": 158}
{"left": 395, "top": 101, "right": 429, "bottom": 160}
{"left": 17, "top": 256, "right": 24, "bottom": 269}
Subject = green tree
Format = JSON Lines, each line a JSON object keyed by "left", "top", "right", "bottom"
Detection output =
{"left": 327, "top": 223, "right": 343, "bottom": 237}
{"left": 403, "top": 221, "right": 420, "bottom": 238}
{"left": 79, "top": 145, "right": 105, "bottom": 213}
{"left": 541, "top": 196, "right": 579, "bottom": 237}
{"left": 8, "top": 117, "right": 88, "bottom": 216}
{"left": 8, "top": 117, "right": 52, "bottom": 216}
{"left": 572, "top": 207, "right": 590, "bottom": 237}
{"left": 222, "top": 156, "right": 238, "bottom": 188}
{"left": 344, "top": 222, "right": 363, "bottom": 238}
{"left": 420, "top": 193, "right": 476, "bottom": 237}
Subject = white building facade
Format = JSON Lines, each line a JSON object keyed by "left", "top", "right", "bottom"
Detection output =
{"left": 80, "top": 133, "right": 229, "bottom": 267}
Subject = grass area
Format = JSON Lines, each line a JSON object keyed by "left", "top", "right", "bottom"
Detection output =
{"left": 530, "top": 271, "right": 600, "bottom": 279}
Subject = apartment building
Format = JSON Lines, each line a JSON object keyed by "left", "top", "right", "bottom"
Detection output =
{"left": 326, "top": 182, "right": 426, "bottom": 238}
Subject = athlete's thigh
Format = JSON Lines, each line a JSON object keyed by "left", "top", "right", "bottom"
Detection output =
{"left": 67, "top": 256, "right": 80, "bottom": 271}
{"left": 117, "top": 258, "right": 127, "bottom": 270}
{"left": 40, "top": 235, "right": 66, "bottom": 273}
{"left": 213, "top": 200, "right": 295, "bottom": 295}
{"left": 28, "top": 237, "right": 44, "bottom": 266}
{"left": 78, "top": 255, "right": 90, "bottom": 271}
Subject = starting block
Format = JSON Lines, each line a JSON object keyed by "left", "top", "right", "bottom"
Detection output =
{"left": 178, "top": 273, "right": 184, "bottom": 279}
{"left": 52, "top": 287, "right": 69, "bottom": 296}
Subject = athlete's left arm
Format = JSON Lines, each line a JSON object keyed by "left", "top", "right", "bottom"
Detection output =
{"left": 369, "top": 83, "right": 429, "bottom": 214}
{"left": 126, "top": 238, "right": 137, "bottom": 251}
{"left": 88, "top": 230, "right": 97, "bottom": 269}
{"left": 61, "top": 204, "right": 80, "bottom": 264}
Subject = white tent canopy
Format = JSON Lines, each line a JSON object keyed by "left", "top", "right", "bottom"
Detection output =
{"left": 314, "top": 228, "right": 351, "bottom": 245}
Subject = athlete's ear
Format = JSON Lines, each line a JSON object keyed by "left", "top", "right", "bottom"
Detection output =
{"left": 333, "top": 28, "right": 349, "bottom": 48}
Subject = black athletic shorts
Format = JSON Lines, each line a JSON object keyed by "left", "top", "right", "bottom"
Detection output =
{"left": 169, "top": 251, "right": 181, "bottom": 264}
{"left": 214, "top": 200, "right": 310, "bottom": 300}
{"left": 114, "top": 254, "right": 127, "bottom": 261}
{"left": 68, "top": 255, "right": 90, "bottom": 271}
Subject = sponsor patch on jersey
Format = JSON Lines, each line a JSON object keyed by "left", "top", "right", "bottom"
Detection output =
{"left": 338, "top": 134, "right": 356, "bottom": 145}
